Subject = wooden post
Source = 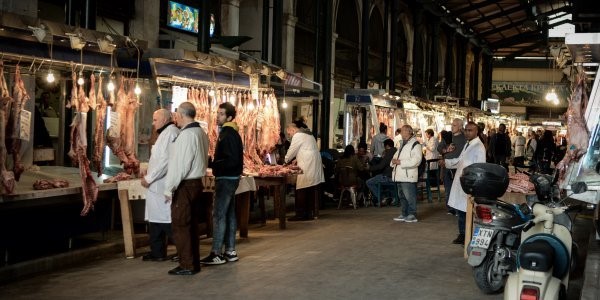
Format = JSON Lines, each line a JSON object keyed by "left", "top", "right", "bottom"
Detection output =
{"left": 118, "top": 189, "right": 136, "bottom": 259}
{"left": 464, "top": 195, "right": 474, "bottom": 258}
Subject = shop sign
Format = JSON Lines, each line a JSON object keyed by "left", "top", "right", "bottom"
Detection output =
{"left": 344, "top": 94, "right": 372, "bottom": 104}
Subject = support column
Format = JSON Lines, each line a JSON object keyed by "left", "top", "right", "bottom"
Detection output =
{"left": 444, "top": 28, "right": 455, "bottom": 96}
{"left": 360, "top": 0, "right": 370, "bottom": 89}
{"left": 388, "top": 0, "right": 399, "bottom": 91}
{"left": 481, "top": 53, "right": 493, "bottom": 100}
{"left": 313, "top": 0, "right": 322, "bottom": 85}
{"left": 198, "top": 0, "right": 210, "bottom": 53}
{"left": 272, "top": 0, "right": 283, "bottom": 66}
{"left": 456, "top": 36, "right": 467, "bottom": 103}
{"left": 471, "top": 47, "right": 481, "bottom": 107}
{"left": 429, "top": 21, "right": 440, "bottom": 95}
{"left": 381, "top": 0, "right": 389, "bottom": 90}
{"left": 411, "top": 8, "right": 424, "bottom": 98}
{"left": 283, "top": 14, "right": 298, "bottom": 71}
{"left": 321, "top": 0, "right": 333, "bottom": 150}
{"left": 262, "top": 0, "right": 270, "bottom": 61}
{"left": 221, "top": 0, "right": 240, "bottom": 36}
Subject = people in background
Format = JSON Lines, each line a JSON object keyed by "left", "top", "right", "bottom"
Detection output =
{"left": 423, "top": 129, "right": 440, "bottom": 170}
{"left": 511, "top": 130, "right": 526, "bottom": 167}
{"left": 525, "top": 131, "right": 538, "bottom": 163}
{"left": 535, "top": 130, "right": 556, "bottom": 174}
{"left": 285, "top": 123, "right": 325, "bottom": 221}
{"left": 371, "top": 122, "right": 389, "bottom": 161}
{"left": 140, "top": 109, "right": 179, "bottom": 262}
{"left": 393, "top": 128, "right": 403, "bottom": 148}
{"left": 201, "top": 102, "right": 244, "bottom": 266}
{"left": 163, "top": 102, "right": 209, "bottom": 276}
{"left": 437, "top": 119, "right": 466, "bottom": 215}
{"left": 439, "top": 122, "right": 486, "bottom": 245}
{"left": 366, "top": 139, "right": 396, "bottom": 206}
{"left": 489, "top": 123, "right": 511, "bottom": 170}
{"left": 335, "top": 145, "right": 366, "bottom": 198}
{"left": 38, "top": 91, "right": 58, "bottom": 117}
{"left": 357, "top": 142, "right": 372, "bottom": 165}
{"left": 275, "top": 132, "right": 290, "bottom": 165}
{"left": 553, "top": 134, "right": 567, "bottom": 165}
{"left": 391, "top": 125, "right": 423, "bottom": 223}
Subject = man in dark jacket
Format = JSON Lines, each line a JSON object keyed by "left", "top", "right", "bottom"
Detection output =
{"left": 489, "top": 123, "right": 511, "bottom": 170}
{"left": 200, "top": 102, "right": 243, "bottom": 265}
{"left": 365, "top": 139, "right": 396, "bottom": 206}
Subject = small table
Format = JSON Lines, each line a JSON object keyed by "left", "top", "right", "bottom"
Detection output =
{"left": 254, "top": 176, "right": 288, "bottom": 229}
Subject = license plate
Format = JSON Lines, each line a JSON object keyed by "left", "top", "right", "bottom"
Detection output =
{"left": 470, "top": 227, "right": 494, "bottom": 249}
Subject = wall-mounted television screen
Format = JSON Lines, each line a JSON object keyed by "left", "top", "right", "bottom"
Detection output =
{"left": 167, "top": 0, "right": 199, "bottom": 34}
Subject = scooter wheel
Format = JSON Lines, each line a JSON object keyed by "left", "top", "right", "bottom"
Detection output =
{"left": 473, "top": 255, "right": 506, "bottom": 294}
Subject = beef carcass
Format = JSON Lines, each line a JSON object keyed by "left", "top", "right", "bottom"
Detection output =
{"left": 70, "top": 110, "right": 99, "bottom": 216}
{"left": 8, "top": 65, "right": 30, "bottom": 181}
{"left": 106, "top": 76, "right": 130, "bottom": 171}
{"left": 88, "top": 73, "right": 97, "bottom": 110}
{"left": 0, "top": 62, "right": 15, "bottom": 194}
{"left": 123, "top": 79, "right": 140, "bottom": 175}
{"left": 93, "top": 75, "right": 107, "bottom": 176}
{"left": 556, "top": 73, "right": 590, "bottom": 182}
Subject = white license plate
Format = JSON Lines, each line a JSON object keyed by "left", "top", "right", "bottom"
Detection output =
{"left": 470, "top": 227, "right": 494, "bottom": 249}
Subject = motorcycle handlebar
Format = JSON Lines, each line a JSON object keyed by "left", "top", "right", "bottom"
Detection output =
{"left": 522, "top": 221, "right": 535, "bottom": 232}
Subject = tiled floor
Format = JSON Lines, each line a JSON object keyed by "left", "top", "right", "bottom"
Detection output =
{"left": 0, "top": 199, "right": 596, "bottom": 300}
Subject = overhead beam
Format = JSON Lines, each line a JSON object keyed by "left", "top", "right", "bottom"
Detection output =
{"left": 453, "top": 0, "right": 502, "bottom": 16}
{"left": 490, "top": 31, "right": 541, "bottom": 49}
{"left": 468, "top": 5, "right": 525, "bottom": 27}
{"left": 504, "top": 42, "right": 544, "bottom": 59}
{"left": 480, "top": 18, "right": 528, "bottom": 37}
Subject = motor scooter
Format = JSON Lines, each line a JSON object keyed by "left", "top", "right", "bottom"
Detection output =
{"left": 461, "top": 163, "right": 531, "bottom": 294}
{"left": 503, "top": 175, "right": 584, "bottom": 300}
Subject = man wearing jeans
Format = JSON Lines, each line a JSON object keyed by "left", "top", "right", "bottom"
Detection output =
{"left": 200, "top": 102, "right": 244, "bottom": 265}
{"left": 365, "top": 139, "right": 396, "bottom": 206}
{"left": 390, "top": 125, "right": 423, "bottom": 223}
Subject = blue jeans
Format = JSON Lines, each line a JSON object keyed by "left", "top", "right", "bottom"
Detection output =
{"left": 211, "top": 178, "right": 240, "bottom": 254}
{"left": 366, "top": 174, "right": 391, "bottom": 204}
{"left": 443, "top": 168, "right": 456, "bottom": 212}
{"left": 397, "top": 182, "right": 417, "bottom": 217}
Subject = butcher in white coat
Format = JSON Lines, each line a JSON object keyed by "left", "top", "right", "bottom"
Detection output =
{"left": 440, "top": 122, "right": 486, "bottom": 245}
{"left": 140, "top": 109, "right": 179, "bottom": 261}
{"left": 284, "top": 123, "right": 325, "bottom": 221}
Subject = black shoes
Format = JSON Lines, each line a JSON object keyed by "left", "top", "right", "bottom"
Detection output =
{"left": 452, "top": 234, "right": 465, "bottom": 245}
{"left": 142, "top": 254, "right": 168, "bottom": 262}
{"left": 168, "top": 266, "right": 200, "bottom": 275}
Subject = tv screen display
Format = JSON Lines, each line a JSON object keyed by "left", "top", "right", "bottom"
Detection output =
{"left": 167, "top": 1, "right": 199, "bottom": 33}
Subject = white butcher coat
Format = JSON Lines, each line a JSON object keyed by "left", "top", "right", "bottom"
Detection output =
{"left": 285, "top": 131, "right": 325, "bottom": 189}
{"left": 445, "top": 137, "right": 486, "bottom": 212}
{"left": 144, "top": 124, "right": 179, "bottom": 223}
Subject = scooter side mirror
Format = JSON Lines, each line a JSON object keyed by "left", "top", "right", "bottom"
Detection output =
{"left": 571, "top": 182, "right": 588, "bottom": 194}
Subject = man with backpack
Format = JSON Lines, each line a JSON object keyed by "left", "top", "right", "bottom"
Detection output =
{"left": 390, "top": 125, "right": 423, "bottom": 223}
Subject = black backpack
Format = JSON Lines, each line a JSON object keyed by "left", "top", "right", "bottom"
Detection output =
{"left": 410, "top": 141, "right": 426, "bottom": 178}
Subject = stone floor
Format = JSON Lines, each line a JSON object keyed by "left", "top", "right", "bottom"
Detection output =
{"left": 0, "top": 199, "right": 597, "bottom": 300}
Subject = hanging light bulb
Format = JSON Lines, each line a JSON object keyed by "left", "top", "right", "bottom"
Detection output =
{"left": 77, "top": 72, "right": 84, "bottom": 85}
{"left": 545, "top": 88, "right": 557, "bottom": 102}
{"left": 229, "top": 94, "right": 236, "bottom": 105}
{"left": 282, "top": 99, "right": 288, "bottom": 109}
{"left": 247, "top": 99, "right": 255, "bottom": 110}
{"left": 134, "top": 83, "right": 141, "bottom": 95}
{"left": 107, "top": 79, "right": 115, "bottom": 91}
{"left": 208, "top": 89, "right": 215, "bottom": 97}
{"left": 46, "top": 70, "right": 55, "bottom": 83}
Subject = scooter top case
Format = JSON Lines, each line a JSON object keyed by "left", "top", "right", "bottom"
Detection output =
{"left": 460, "top": 163, "right": 509, "bottom": 199}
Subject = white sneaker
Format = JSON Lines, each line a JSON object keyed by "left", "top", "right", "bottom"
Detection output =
{"left": 224, "top": 250, "right": 239, "bottom": 262}
{"left": 393, "top": 215, "right": 407, "bottom": 222}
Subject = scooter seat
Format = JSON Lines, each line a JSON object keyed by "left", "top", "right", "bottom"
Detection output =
{"left": 518, "top": 240, "right": 555, "bottom": 272}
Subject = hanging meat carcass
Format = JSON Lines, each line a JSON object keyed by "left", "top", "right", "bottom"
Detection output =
{"left": 0, "top": 62, "right": 15, "bottom": 194}
{"left": 93, "top": 74, "right": 107, "bottom": 176}
{"left": 123, "top": 79, "right": 140, "bottom": 175}
{"left": 68, "top": 68, "right": 99, "bottom": 216}
{"left": 7, "top": 65, "right": 30, "bottom": 182}
{"left": 556, "top": 73, "right": 590, "bottom": 182}
{"left": 106, "top": 76, "right": 131, "bottom": 173}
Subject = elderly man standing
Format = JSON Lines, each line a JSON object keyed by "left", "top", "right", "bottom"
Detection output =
{"left": 437, "top": 118, "right": 466, "bottom": 215}
{"left": 284, "top": 123, "right": 325, "bottom": 221}
{"left": 391, "top": 125, "right": 423, "bottom": 223}
{"left": 200, "top": 102, "right": 244, "bottom": 265}
{"left": 141, "top": 109, "right": 179, "bottom": 262}
{"left": 163, "top": 102, "right": 209, "bottom": 275}
{"left": 440, "top": 122, "right": 486, "bottom": 245}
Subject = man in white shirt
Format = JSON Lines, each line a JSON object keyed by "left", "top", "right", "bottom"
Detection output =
{"left": 440, "top": 122, "right": 486, "bottom": 244}
{"left": 393, "top": 128, "right": 403, "bottom": 148}
{"left": 511, "top": 131, "right": 526, "bottom": 167}
{"left": 163, "top": 102, "right": 209, "bottom": 275}
{"left": 141, "top": 109, "right": 179, "bottom": 262}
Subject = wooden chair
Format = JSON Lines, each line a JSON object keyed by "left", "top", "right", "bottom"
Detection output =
{"left": 425, "top": 159, "right": 443, "bottom": 203}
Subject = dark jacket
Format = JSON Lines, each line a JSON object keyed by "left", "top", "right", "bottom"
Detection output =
{"left": 211, "top": 122, "right": 243, "bottom": 177}
{"left": 369, "top": 146, "right": 397, "bottom": 177}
